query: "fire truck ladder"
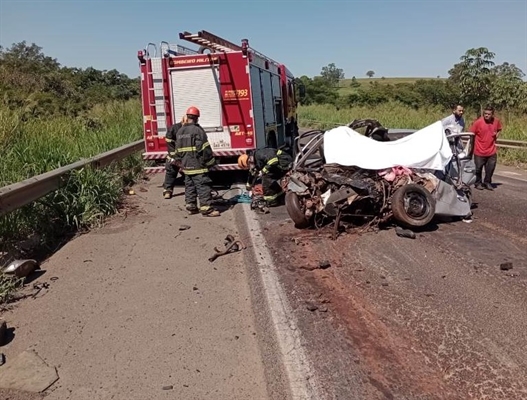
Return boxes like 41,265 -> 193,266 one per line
178,30 -> 243,53
143,43 -> 168,138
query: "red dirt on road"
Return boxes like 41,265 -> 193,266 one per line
260,170 -> 527,400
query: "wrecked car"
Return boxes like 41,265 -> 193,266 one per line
283,119 -> 476,234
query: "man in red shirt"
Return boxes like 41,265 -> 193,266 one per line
468,106 -> 502,190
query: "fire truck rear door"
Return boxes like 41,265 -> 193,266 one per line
170,66 -> 228,146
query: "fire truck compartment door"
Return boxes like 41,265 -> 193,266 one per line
170,67 -> 223,130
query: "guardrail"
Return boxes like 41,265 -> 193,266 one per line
300,119 -> 527,149
0,140 -> 144,217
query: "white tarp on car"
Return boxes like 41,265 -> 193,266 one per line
323,121 -> 453,171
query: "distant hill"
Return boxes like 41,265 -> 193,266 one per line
337,77 -> 446,95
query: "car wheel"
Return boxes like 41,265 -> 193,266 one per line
285,192 -> 311,229
391,184 -> 435,228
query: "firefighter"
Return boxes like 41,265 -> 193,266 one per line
163,115 -> 188,199
174,106 -> 220,217
238,147 -> 293,206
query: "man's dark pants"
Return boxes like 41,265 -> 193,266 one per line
474,153 -> 497,185
163,160 -> 180,191
184,173 -> 213,211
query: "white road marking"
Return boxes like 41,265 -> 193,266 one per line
239,201 -> 324,400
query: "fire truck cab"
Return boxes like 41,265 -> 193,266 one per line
137,30 -> 303,173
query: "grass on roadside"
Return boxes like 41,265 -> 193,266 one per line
0,100 -> 145,305
298,103 -> 527,165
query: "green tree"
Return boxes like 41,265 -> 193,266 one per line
448,47 -> 495,113
0,41 -> 140,118
297,75 -> 339,105
320,63 -> 345,87
366,70 -> 375,78
489,62 -> 527,114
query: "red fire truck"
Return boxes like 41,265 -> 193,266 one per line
137,30 -> 304,172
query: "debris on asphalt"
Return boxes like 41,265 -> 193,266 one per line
306,302 -> 319,312
208,235 -> 246,262
318,260 -> 331,269
319,306 -> 328,312
500,262 -> 513,271
0,353 -> 5,366
395,227 -> 416,239
179,225 -> 191,231
162,385 -> 174,390
2,259 -> 40,279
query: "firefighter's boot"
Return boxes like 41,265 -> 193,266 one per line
200,206 -> 220,217
163,190 -> 173,199
186,204 -> 199,215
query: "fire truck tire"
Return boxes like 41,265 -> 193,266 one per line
285,192 -> 311,229
391,184 -> 436,228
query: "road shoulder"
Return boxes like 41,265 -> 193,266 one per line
0,176 -> 269,400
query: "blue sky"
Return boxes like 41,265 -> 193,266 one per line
1,0 -> 526,80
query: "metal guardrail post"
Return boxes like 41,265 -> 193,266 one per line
0,140 -> 144,217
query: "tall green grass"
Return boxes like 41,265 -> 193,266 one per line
298,103 -> 527,165
0,100 -> 144,261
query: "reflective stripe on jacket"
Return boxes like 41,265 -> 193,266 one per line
175,123 -> 215,174
254,148 -> 293,174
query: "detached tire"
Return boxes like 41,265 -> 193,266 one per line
285,192 -> 311,229
391,184 -> 435,228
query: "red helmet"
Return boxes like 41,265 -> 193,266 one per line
186,106 -> 200,117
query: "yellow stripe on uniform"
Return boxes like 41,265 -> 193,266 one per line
183,168 -> 208,175
176,146 -> 197,152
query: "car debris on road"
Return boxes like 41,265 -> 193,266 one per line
283,119 -> 477,238
208,235 -> 246,262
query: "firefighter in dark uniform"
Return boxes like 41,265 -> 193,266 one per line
162,115 -> 187,199
238,147 -> 293,206
175,106 -> 220,217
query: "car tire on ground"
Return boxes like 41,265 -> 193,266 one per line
285,192 -> 311,229
391,183 -> 435,228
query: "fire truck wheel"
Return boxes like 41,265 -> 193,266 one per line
285,192 -> 311,229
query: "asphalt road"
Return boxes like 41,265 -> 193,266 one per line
259,166 -> 527,399
2,160 -> 527,400
0,176 -> 273,400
